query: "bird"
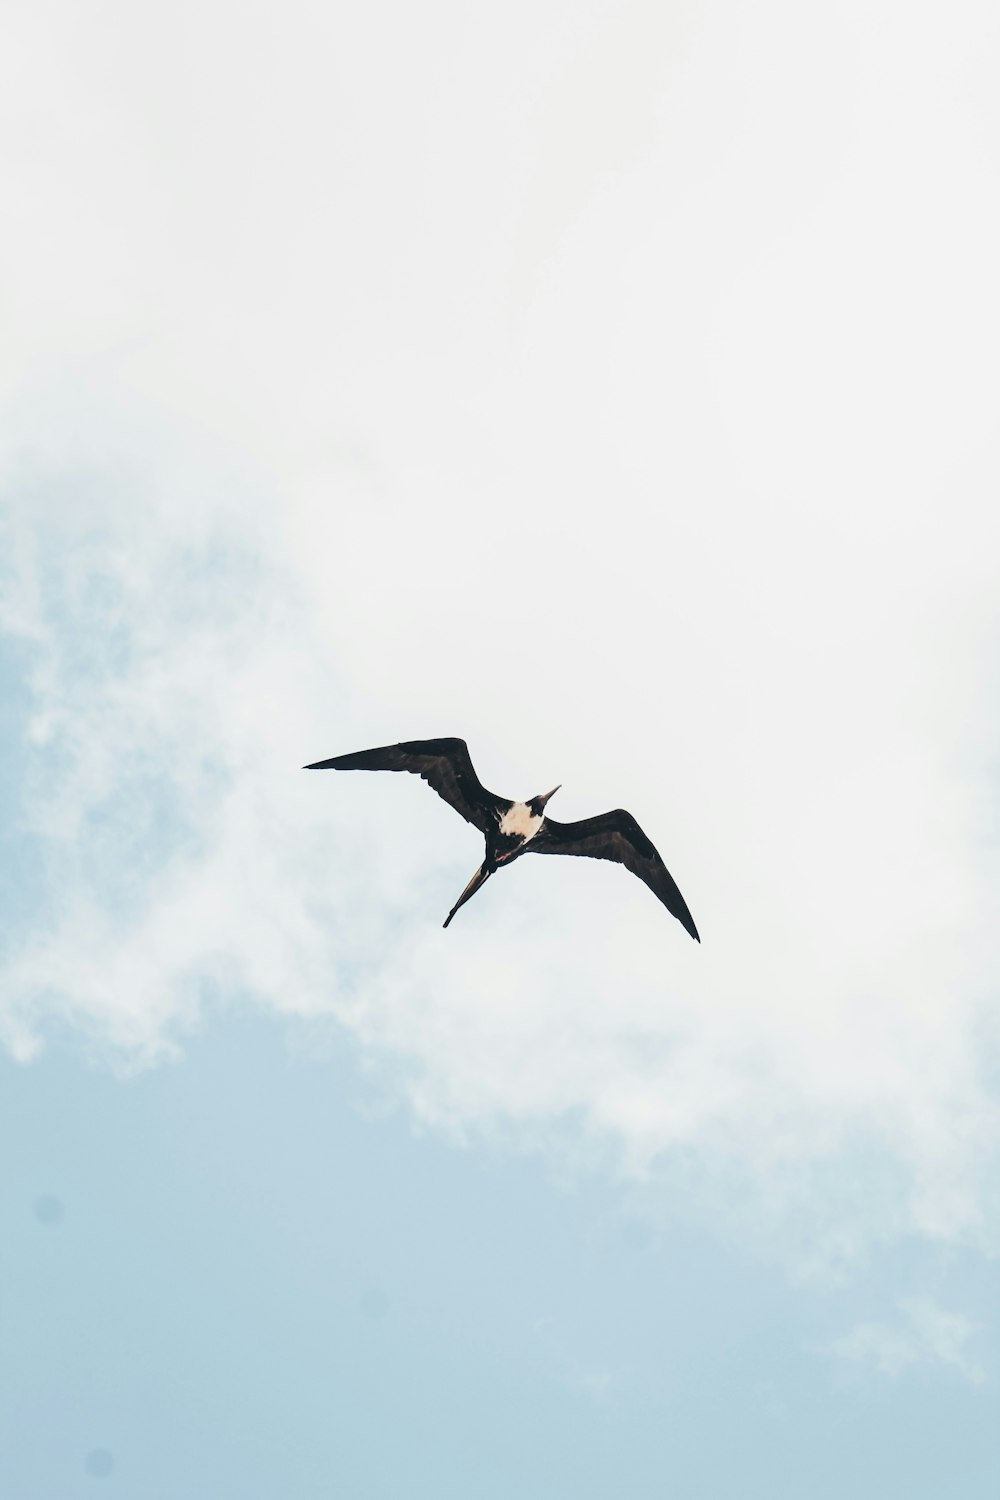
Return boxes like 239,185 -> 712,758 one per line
304,737 -> 700,940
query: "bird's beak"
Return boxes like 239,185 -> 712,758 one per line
539,786 -> 561,807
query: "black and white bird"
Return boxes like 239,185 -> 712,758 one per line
304,737 -> 700,941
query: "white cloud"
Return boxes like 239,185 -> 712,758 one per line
827,1298 -> 985,1383
2,0 -> 1000,1264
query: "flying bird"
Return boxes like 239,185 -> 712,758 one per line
304,737 -> 699,940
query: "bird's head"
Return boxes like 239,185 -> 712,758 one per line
529,786 -> 561,817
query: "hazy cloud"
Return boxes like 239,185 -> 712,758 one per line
827,1298 -> 986,1384
2,0 -> 999,1267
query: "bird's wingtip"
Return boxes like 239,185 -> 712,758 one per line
681,915 -> 701,942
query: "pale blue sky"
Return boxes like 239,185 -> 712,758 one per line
1,619 -> 999,1492
2,1019 -> 998,1499
3,0 -> 1000,1493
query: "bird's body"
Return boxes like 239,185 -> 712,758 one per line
498,801 -> 545,842
304,737 -> 699,941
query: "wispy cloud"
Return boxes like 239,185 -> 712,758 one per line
826,1299 -> 986,1384
2,0 -> 999,1267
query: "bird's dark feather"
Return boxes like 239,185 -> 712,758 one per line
530,809 -> 700,941
303,737 -> 509,835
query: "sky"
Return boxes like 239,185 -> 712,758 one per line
1,0 -> 999,1494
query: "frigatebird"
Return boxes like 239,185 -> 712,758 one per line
304,737 -> 700,941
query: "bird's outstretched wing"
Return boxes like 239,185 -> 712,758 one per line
530,809 -> 700,941
303,737 -> 509,835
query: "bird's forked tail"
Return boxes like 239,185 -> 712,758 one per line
443,862 -> 492,928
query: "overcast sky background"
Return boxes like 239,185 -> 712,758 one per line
2,1 -> 999,1495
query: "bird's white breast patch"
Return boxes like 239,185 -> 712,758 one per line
499,802 -> 542,840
